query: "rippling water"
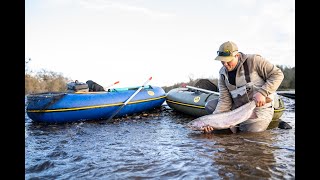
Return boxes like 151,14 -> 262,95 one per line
25,96 -> 295,179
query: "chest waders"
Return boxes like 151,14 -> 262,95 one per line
229,60 -> 254,109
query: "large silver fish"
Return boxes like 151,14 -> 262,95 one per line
186,101 -> 257,132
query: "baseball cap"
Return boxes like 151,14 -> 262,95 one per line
214,41 -> 238,62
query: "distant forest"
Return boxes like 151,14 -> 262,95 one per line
25,59 -> 294,94
162,65 -> 294,93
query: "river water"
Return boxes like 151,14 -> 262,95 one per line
25,96 -> 295,179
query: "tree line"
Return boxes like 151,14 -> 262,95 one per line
162,65 -> 295,92
25,59 -> 72,94
25,61 -> 295,95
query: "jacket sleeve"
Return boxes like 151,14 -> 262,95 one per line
213,74 -> 233,114
253,55 -> 284,97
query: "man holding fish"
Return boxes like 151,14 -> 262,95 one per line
188,41 -> 284,133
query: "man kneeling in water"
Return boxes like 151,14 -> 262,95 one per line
204,41 -> 284,133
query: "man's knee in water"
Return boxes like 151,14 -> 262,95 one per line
239,118 -> 272,132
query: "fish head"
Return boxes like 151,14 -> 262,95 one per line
186,120 -> 207,131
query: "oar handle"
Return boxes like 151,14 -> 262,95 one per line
186,85 -> 220,95
105,81 -> 120,89
123,77 -> 152,105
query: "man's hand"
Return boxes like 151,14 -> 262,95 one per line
203,125 -> 214,133
253,92 -> 267,107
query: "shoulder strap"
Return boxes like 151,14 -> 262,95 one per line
243,60 -> 250,83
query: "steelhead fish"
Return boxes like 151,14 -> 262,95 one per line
186,101 -> 257,131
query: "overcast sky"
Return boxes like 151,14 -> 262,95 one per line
25,0 -> 295,87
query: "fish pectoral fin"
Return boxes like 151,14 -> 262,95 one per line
230,126 -> 238,133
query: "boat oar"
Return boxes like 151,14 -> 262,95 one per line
105,77 -> 152,122
104,81 -> 120,90
186,85 -> 220,95
187,85 -> 272,103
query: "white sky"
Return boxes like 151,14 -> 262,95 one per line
25,0 -> 295,88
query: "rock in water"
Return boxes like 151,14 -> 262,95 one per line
278,121 -> 292,129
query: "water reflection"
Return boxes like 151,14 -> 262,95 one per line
188,125 -> 294,179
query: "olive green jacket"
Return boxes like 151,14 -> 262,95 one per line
214,52 -> 284,113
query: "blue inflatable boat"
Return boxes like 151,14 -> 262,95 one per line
26,85 -> 166,123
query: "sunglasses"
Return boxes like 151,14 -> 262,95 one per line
217,50 -> 237,56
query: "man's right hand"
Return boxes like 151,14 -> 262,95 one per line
203,126 -> 214,133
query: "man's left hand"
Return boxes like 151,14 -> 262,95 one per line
253,92 -> 266,107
